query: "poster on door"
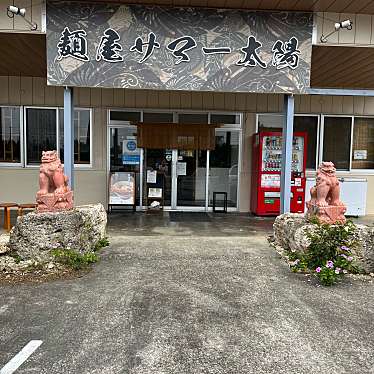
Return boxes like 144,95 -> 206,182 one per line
109,172 -> 135,205
122,137 -> 140,165
177,162 -> 187,176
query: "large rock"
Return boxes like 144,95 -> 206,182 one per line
0,234 -> 10,254
273,213 -> 316,253
354,224 -> 374,274
273,213 -> 374,273
9,204 -> 107,262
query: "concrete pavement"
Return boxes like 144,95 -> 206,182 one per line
0,213 -> 373,373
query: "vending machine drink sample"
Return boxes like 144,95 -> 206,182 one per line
251,131 -> 308,215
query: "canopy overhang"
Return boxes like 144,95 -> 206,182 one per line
2,32 -> 374,92
56,0 -> 374,14
0,33 -> 46,77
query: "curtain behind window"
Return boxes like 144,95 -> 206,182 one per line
26,108 -> 57,165
323,117 -> 352,170
0,107 -> 21,163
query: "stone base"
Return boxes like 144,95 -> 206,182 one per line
9,204 -> 107,262
273,213 -> 374,273
36,191 -> 74,213
0,234 -> 10,254
306,202 -> 346,224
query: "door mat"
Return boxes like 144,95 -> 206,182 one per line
169,212 -> 211,222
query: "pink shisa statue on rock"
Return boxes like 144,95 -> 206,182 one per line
306,161 -> 346,224
36,150 -> 74,213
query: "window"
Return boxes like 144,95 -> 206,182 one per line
294,116 -> 318,170
209,130 -> 240,207
109,126 -> 138,171
323,116 -> 352,171
257,114 -> 318,170
26,108 -> 57,165
25,107 -> 91,166
0,107 -> 21,164
143,112 -> 174,123
257,114 -> 283,131
109,111 -> 141,122
178,113 -> 208,124
59,109 -> 91,164
210,114 -> 240,125
352,117 -> 374,170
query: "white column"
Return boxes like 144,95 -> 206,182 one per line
63,87 -> 74,189
280,94 -> 294,214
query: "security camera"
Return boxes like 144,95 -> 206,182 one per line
334,20 -> 353,31
320,19 -> 353,43
6,4 -> 37,30
7,5 -> 26,17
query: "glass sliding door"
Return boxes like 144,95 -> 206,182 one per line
208,129 -> 240,208
176,149 -> 207,208
144,148 -> 173,207
109,126 -> 141,206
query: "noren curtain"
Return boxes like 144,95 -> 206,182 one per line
136,123 -> 218,150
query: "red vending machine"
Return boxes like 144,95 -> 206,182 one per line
251,131 -> 307,215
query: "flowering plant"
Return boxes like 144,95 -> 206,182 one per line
314,263 -> 341,286
286,220 -> 361,286
305,220 -> 357,270
313,260 -> 349,286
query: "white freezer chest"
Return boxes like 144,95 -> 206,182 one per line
305,177 -> 367,217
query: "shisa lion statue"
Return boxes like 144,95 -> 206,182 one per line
36,150 -> 74,213
306,161 -> 346,224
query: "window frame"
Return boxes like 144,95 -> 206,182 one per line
210,127 -> 242,209
256,112 -> 374,174
0,105 -> 23,168
59,107 -> 93,169
295,113 -> 320,172
107,108 -> 243,211
108,109 -> 143,126
256,113 -> 320,171
24,106 -> 59,168
350,115 -> 374,174
24,106 -> 93,168
108,108 -> 243,127
320,114 -> 354,173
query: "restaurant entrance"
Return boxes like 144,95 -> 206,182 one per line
143,148 -> 207,210
108,110 -> 242,212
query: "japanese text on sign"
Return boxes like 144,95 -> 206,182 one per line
57,27 -> 300,70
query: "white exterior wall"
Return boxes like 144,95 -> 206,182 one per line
0,77 -> 374,214
0,0 -> 44,33
314,12 -> 374,46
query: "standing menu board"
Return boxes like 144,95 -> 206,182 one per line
108,172 -> 136,211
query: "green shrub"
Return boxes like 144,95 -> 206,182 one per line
94,237 -> 110,252
51,249 -> 98,270
305,220 -> 357,270
8,252 -> 22,264
286,220 -> 361,286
